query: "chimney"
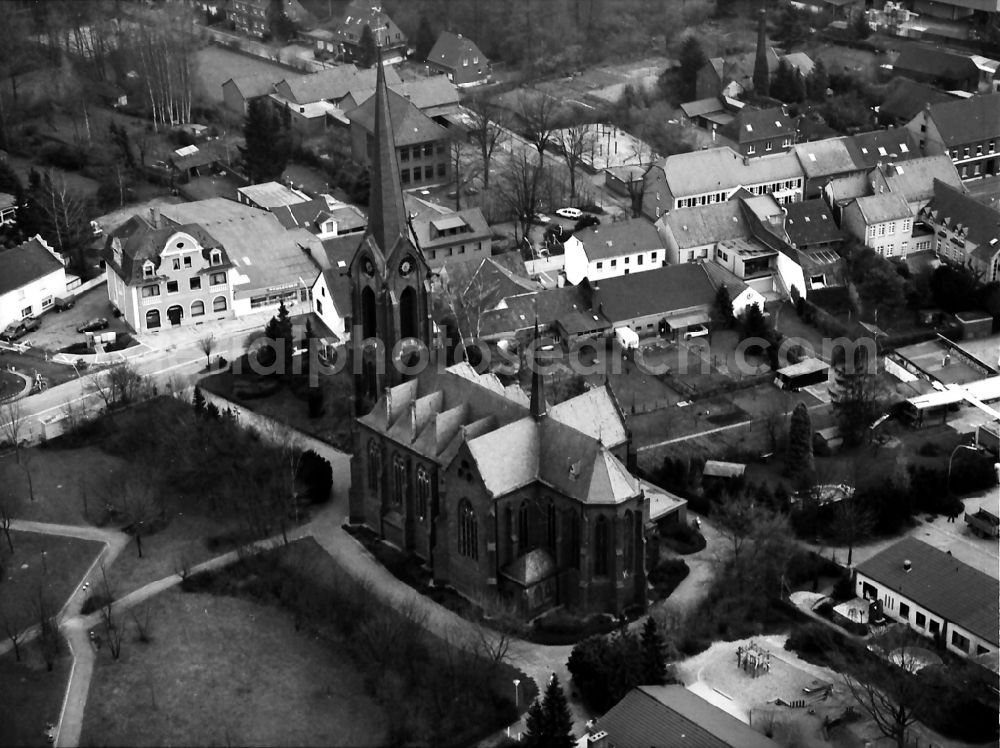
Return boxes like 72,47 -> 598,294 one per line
587,730 -> 608,748
150,206 -> 160,228
903,559 -> 912,572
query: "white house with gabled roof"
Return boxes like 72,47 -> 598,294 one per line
563,218 -> 665,285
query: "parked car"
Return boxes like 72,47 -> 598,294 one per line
532,213 -> 551,224
574,215 -> 601,232
683,324 -> 709,340
1,316 -> 41,342
77,317 -> 109,334
54,296 -> 76,311
556,207 -> 582,219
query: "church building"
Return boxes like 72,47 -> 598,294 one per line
346,54 -> 647,618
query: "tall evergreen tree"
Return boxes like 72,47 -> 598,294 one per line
641,617 -> 669,685
522,697 -> 547,748
832,363 -> 883,446
414,16 -> 436,61
753,8 -> 770,97
358,24 -> 377,68
712,284 -> 734,328
541,674 -> 574,748
786,402 -> 815,487
678,36 -> 708,102
240,98 -> 291,183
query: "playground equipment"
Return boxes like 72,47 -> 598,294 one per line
736,640 -> 772,678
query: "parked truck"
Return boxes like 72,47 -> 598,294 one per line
965,507 -> 1000,538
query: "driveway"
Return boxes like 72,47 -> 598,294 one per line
25,286 -> 129,354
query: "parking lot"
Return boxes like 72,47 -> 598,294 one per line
16,284 -> 130,354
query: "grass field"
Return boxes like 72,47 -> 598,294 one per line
194,45 -> 306,102
0,530 -> 103,631
0,640 -> 71,747
0,446 -> 129,525
80,587 -> 387,747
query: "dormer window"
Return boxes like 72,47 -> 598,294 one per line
143,261 -> 155,278
210,250 -> 222,266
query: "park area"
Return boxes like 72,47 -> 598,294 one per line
0,640 -> 71,747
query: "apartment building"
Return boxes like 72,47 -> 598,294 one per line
906,94 -> 1000,181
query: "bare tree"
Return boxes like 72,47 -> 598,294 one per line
471,592 -> 520,666
1,612 -> 25,662
466,96 -> 507,189
99,562 -> 124,660
0,397 -> 26,463
91,360 -> 146,413
131,604 -> 153,644
518,91 -> 563,159
101,472 -> 162,558
498,148 -> 546,246
36,173 -> 93,271
557,121 -> 596,201
449,140 -> 481,211
0,501 -> 12,552
198,335 -> 216,370
35,587 -> 60,671
127,5 -> 199,129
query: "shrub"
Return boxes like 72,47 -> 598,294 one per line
658,522 -> 706,555
785,550 -> 842,587
648,558 -> 690,600
784,622 -> 859,667
39,141 -> 89,171
80,593 -> 114,615
530,610 -> 617,645
297,450 -> 333,503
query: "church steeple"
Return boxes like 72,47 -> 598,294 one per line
367,50 -> 409,256
530,318 -> 547,420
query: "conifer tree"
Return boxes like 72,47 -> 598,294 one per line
678,36 -> 708,102
414,16 -> 435,61
522,697 -> 547,747
641,617 -> 668,685
786,402 -> 814,487
193,386 -> 206,416
240,98 -> 291,183
358,24 -> 377,68
541,674 -> 574,748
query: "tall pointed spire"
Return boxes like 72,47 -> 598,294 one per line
530,317 -> 547,420
367,44 -> 409,254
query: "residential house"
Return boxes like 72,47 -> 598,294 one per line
309,233 -> 360,343
0,192 -> 16,226
845,128 -> 922,171
783,199 -> 845,252
920,178 -> 1000,281
781,52 -> 815,79
330,2 -> 407,65
794,137 -> 860,198
426,31 -> 490,88
679,97 -> 738,132
701,259 -> 768,316
878,77 -> 960,127
892,48 -> 980,92
222,75 -> 277,115
594,262 -> 722,339
720,107 -> 798,159
841,192 -> 913,257
410,208 -> 492,268
563,219 -> 665,285
0,236 -> 67,328
231,0 -> 268,38
657,199 -> 749,265
905,94 -> 1000,181
237,182 -> 311,211
855,537 -> 999,658
869,154 -> 964,213
594,685 -> 780,748
161,198 -> 320,317
269,197 -> 367,239
913,0 -> 1000,21
103,212 -> 237,332
339,76 -> 461,120
347,87 -> 452,188
604,164 -> 647,199
270,65 -> 401,135
641,147 -> 804,220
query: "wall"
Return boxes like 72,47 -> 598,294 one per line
775,250 -> 808,300
0,267 -> 67,327
311,273 -> 347,340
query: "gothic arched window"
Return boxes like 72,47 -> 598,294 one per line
546,502 -> 557,550
594,515 -> 609,577
518,501 -> 530,551
623,511 -> 635,574
416,466 -> 430,521
367,439 -> 381,491
458,499 -> 478,560
392,454 -> 406,508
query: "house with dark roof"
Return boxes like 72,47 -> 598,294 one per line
330,1 -> 407,65
720,107 -> 798,159
877,77 -> 959,128
426,31 -> 490,88
594,685 -> 780,748
679,97 -> 737,131
411,208 -> 491,268
856,536 -> 999,658
869,154 -> 963,213
846,128 -> 922,171
920,178 -> 1000,281
563,219 -> 665,285
657,200 -> 749,265
269,197 -> 367,239
905,93 -> 1000,182
892,48 -> 980,92
309,234 -> 360,343
222,74 -> 277,115
783,199 -> 844,252
0,236 -> 67,328
338,76 -> 461,120
696,49 -> 780,100
841,192 -> 913,258
347,87 -> 452,188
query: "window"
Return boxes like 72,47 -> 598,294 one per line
183,256 -> 192,268
902,218 -> 911,232
887,222 -> 895,235
458,499 -> 478,560
624,257 -> 629,264
316,298 -> 323,314
570,512 -> 581,569
748,144 -> 756,155
899,602 -> 909,619
191,300 -> 205,317
141,284 -> 160,298
637,255 -> 643,265
462,57 -> 469,67
21,305 -> 31,317
977,144 -> 984,156
783,137 -> 792,148
765,140 -> 772,152
596,261 -> 603,269
210,272 -> 226,286
392,454 -> 406,507
900,241 -> 908,254
210,250 -> 222,266
593,515 -> 609,576
143,262 -> 155,278
610,259 -> 617,267
877,224 -> 886,237
423,144 -> 433,158
518,502 -> 530,550
412,166 -> 422,181
546,502 -> 556,550
951,631 -> 970,653
437,163 -> 446,177
186,276 -> 201,291
623,511 -> 634,572
213,296 -> 227,312
416,466 -> 430,521
650,252 -> 657,261
145,309 -> 161,329
166,280 -> 179,294
915,611 -> 926,628
172,258 -> 181,270
367,440 -> 381,490
401,169 -> 410,184
929,619 -> 940,634
990,141 -> 996,155
963,147 -> 970,158
400,147 -> 409,162
41,296 -> 53,309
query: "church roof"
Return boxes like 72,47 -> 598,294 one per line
358,364 -> 637,504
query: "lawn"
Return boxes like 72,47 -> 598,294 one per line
80,586 -> 388,747
0,369 -> 27,400
194,45 -> 306,102
0,640 -> 71,747
0,530 -> 103,631
0,445 -> 129,525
